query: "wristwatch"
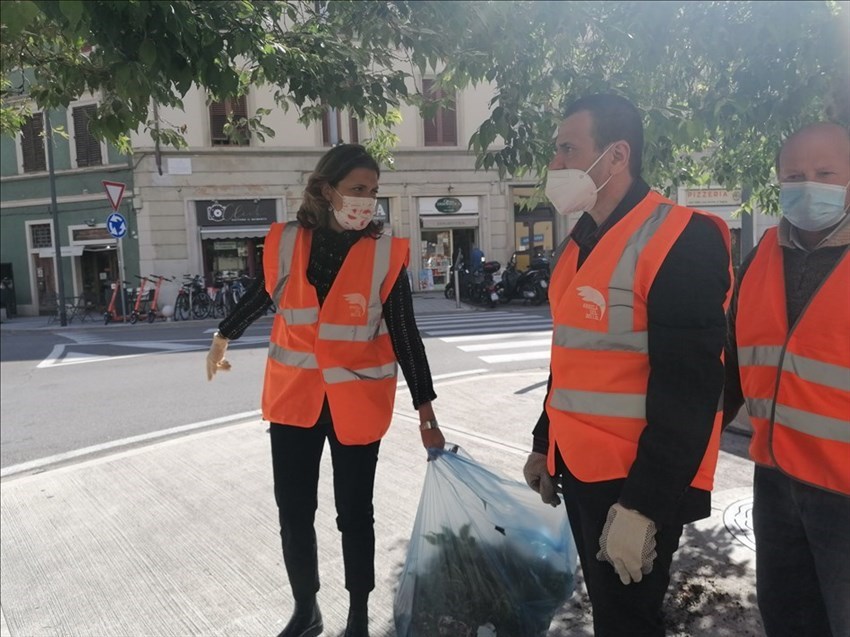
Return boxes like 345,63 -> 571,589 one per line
419,419 -> 439,431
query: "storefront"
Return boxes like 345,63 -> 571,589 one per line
417,196 -> 480,291
195,198 -> 280,282
511,187 -> 556,270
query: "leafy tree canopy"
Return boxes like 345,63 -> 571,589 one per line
2,0 -> 848,211
0,0 -> 465,158
452,0 -> 850,210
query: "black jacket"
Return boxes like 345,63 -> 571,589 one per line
534,178 -> 731,525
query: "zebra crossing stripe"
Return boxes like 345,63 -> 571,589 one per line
458,338 -> 551,352
479,351 -> 551,364
440,330 -> 552,343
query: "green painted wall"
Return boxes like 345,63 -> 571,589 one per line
0,136 -> 17,177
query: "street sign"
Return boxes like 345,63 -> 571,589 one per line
102,180 -> 126,211
106,212 -> 127,239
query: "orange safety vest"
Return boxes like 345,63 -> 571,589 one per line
737,228 -> 850,495
261,222 -> 410,445
546,191 -> 732,490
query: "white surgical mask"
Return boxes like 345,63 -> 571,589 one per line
779,181 -> 849,232
545,145 -> 614,216
331,187 -> 377,231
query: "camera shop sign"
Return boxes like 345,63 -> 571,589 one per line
195,199 -> 277,227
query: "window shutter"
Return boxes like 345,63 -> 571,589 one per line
321,108 -> 342,146
21,113 -> 46,172
209,100 -> 229,144
349,115 -> 360,144
441,99 -> 458,146
73,105 -> 103,167
423,80 -> 439,146
210,96 -> 249,145
423,79 -> 456,147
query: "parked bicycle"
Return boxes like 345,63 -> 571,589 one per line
173,275 -> 212,321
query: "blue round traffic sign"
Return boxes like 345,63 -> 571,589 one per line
106,212 -> 127,239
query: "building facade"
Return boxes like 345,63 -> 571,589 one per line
127,80 -> 563,305
0,98 -> 135,316
2,79 -> 776,316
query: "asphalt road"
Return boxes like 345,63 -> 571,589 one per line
0,306 -> 557,469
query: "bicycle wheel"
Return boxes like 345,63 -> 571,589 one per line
192,291 -> 212,319
174,293 -> 190,321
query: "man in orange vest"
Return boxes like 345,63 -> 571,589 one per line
522,94 -> 732,636
724,122 -> 850,637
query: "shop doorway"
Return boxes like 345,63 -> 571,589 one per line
33,255 -> 56,314
419,228 -> 478,291
201,236 -> 263,283
81,246 -> 119,309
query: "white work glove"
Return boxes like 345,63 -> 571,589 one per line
522,452 -> 561,507
206,332 -> 232,381
596,503 -> 658,585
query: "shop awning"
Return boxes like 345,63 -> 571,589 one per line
199,226 -> 271,239
420,215 -> 479,229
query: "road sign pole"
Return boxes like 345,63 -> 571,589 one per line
118,236 -> 127,321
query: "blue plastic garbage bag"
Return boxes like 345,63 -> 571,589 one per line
394,444 -> 577,637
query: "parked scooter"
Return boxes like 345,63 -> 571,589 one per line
495,252 -> 550,306
444,254 -> 501,308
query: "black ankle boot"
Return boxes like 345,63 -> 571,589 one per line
343,605 -> 369,637
276,597 -> 323,637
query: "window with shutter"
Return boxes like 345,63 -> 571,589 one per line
21,113 -> 46,173
72,104 -> 103,167
209,95 -> 249,145
322,108 -> 343,146
423,79 -> 457,147
349,115 -> 360,144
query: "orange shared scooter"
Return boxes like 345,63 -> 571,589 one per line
103,279 -> 131,324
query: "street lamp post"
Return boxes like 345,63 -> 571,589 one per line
45,110 -> 68,326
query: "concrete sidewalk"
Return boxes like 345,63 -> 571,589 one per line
0,371 -> 762,637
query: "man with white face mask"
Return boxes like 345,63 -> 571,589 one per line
522,94 -> 732,636
723,122 -> 850,637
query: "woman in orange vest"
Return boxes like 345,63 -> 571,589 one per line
205,144 -> 445,637
724,122 -> 850,637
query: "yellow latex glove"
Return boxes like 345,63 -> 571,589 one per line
206,332 -> 232,381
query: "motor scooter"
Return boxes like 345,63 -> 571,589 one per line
495,253 -> 550,305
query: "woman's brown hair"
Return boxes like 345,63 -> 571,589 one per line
296,144 -> 384,238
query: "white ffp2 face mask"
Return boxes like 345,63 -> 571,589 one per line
545,145 -> 614,216
331,188 -> 377,231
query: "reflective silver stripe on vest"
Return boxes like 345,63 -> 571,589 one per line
323,362 -> 398,384
739,345 -> 850,393
280,307 -> 320,325
319,321 -> 389,341
553,324 -> 648,353
550,388 -> 646,419
748,397 -> 850,443
268,343 -> 318,369
318,234 -> 393,343
271,223 -> 300,307
552,203 -> 672,355
607,204 -> 673,333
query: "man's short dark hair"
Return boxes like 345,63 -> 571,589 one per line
564,94 -> 644,178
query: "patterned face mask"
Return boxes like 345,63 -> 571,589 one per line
331,187 -> 377,231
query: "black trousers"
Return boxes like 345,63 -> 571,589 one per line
270,417 -> 381,601
556,453 -> 684,637
753,466 -> 850,637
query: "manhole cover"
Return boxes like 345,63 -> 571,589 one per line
723,496 -> 755,552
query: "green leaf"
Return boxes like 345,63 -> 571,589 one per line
3,1 -> 41,37
139,39 -> 157,66
58,0 -> 84,29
